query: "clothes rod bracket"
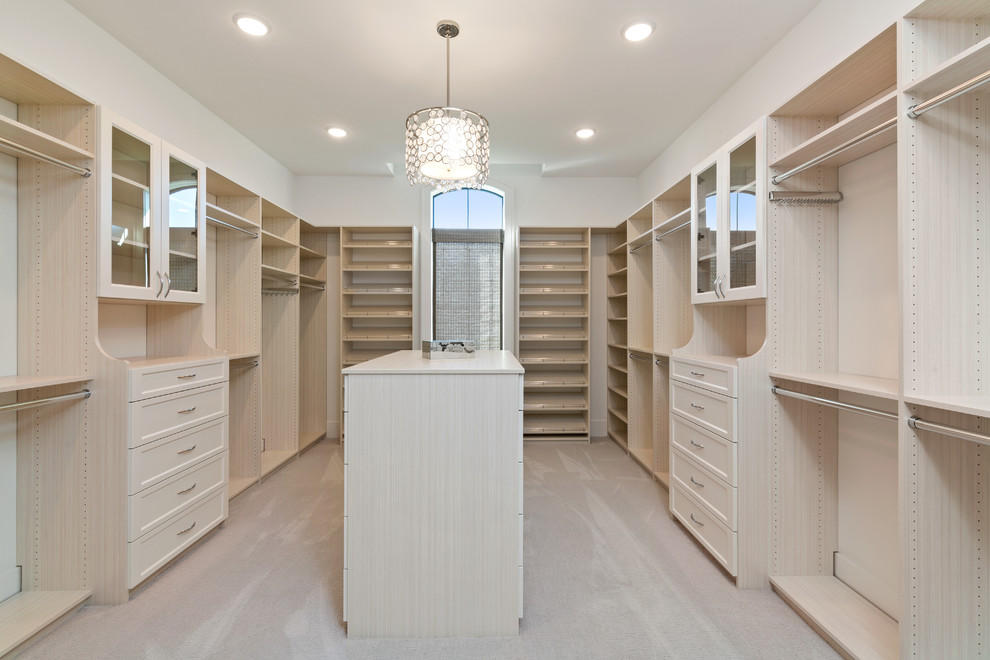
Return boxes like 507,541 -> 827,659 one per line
771,385 -> 897,422
231,360 -> 259,369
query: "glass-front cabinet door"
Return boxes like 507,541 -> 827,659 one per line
695,160 -> 719,298
160,144 -> 205,302
690,119 -> 765,304
99,110 -> 205,302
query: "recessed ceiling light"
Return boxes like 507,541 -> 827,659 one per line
234,13 -> 270,37
327,127 -> 348,138
576,128 -> 595,139
622,21 -> 655,42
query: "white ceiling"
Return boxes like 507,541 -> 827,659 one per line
65,0 -> 821,178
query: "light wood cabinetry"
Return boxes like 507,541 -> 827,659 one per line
900,1 -> 990,656
765,25 -> 901,658
517,227 -> 590,441
0,52 -> 97,655
691,121 -> 766,304
298,222 -> 329,452
98,111 -> 206,303
605,224 -> 628,449
123,357 -> 229,589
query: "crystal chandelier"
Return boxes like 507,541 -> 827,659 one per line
405,21 -> 489,192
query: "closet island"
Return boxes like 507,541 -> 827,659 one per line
341,350 -> 524,637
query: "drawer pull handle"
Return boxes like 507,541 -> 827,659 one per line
690,403 -> 705,410
689,514 -> 704,527
689,440 -> 705,449
176,445 -> 197,455
690,476 -> 705,488
177,482 -> 197,495
177,373 -> 197,380
690,371 -> 706,377
177,406 -> 198,414
176,521 -> 197,536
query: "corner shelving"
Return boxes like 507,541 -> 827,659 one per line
517,227 -> 590,441
606,222 -> 629,449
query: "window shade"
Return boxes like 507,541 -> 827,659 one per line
433,229 -> 503,350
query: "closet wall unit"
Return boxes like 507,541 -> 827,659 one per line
298,222 -> 329,452
517,227 -> 591,441
339,226 -> 417,374
764,24 -> 901,658
605,223 -> 628,449
626,206 -> 654,466
900,0 -> 990,656
0,53 -> 97,654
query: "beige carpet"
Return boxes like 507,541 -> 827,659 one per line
19,438 -> 838,659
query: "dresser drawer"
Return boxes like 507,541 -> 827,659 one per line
670,414 -> 737,484
671,448 -> 737,530
128,417 -> 227,494
129,383 -> 228,448
670,483 -> 737,576
671,380 -> 736,439
129,452 -> 227,541
671,357 -> 736,397
128,486 -> 227,588
129,359 -> 227,402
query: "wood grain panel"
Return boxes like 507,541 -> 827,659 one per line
345,367 -> 521,637
262,292 -> 299,455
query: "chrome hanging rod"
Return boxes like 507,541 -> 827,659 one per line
230,360 -> 259,369
655,219 -> 692,241
907,68 -> 990,119
262,288 -> 299,295
261,273 -> 297,285
770,117 -> 896,185
629,353 -> 652,362
908,416 -> 990,448
0,389 -> 90,414
299,283 -> 326,291
768,191 -> 843,205
771,385 -> 897,422
0,136 -> 91,177
206,216 -> 259,239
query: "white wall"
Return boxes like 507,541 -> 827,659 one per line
636,0 -> 918,211
0,97 -> 18,601
0,0 -> 295,213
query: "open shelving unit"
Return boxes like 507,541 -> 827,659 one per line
298,222 -> 329,452
766,24 -> 901,658
517,227 -> 590,441
605,223 -> 629,449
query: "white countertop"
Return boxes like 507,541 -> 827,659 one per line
342,350 -> 524,375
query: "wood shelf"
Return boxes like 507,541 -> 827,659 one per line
111,173 -> 148,209
518,306 -> 588,317
299,430 -> 325,451
259,449 -> 296,477
298,245 -> 325,259
608,406 -> 629,424
342,240 -> 413,248
261,263 -> 297,283
298,274 -> 325,286
343,329 -> 413,341
905,34 -> 990,95
343,262 -> 413,271
342,286 -> 413,295
518,330 -> 588,341
770,576 -> 897,660
654,206 -> 691,233
0,590 -> 91,656
0,374 -> 91,394
608,429 -> 628,449
525,371 -> 589,388
205,202 -> 259,231
517,349 -> 587,364
342,306 -> 412,318
608,243 -> 628,256
523,392 -> 588,410
228,476 -> 258,500
608,266 -> 628,276
519,240 -> 589,248
519,285 -> 589,295
771,91 -> 897,172
343,349 -> 398,367
770,371 -> 899,400
0,113 -> 94,161
522,414 -> 588,435
655,471 -> 670,489
903,393 -> 990,418
519,264 -> 588,272
608,384 -> 628,398
629,447 -> 654,473
261,230 -> 296,249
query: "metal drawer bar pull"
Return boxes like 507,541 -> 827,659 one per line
690,403 -> 705,410
177,374 -> 197,379
177,406 -> 198,414
689,514 -> 704,527
771,385 -> 896,422
689,440 -> 705,449
690,371 -> 705,377
176,482 -> 197,495
176,445 -> 197,454
176,521 -> 197,536
690,476 -> 705,488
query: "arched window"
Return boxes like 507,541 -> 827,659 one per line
431,188 -> 505,350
